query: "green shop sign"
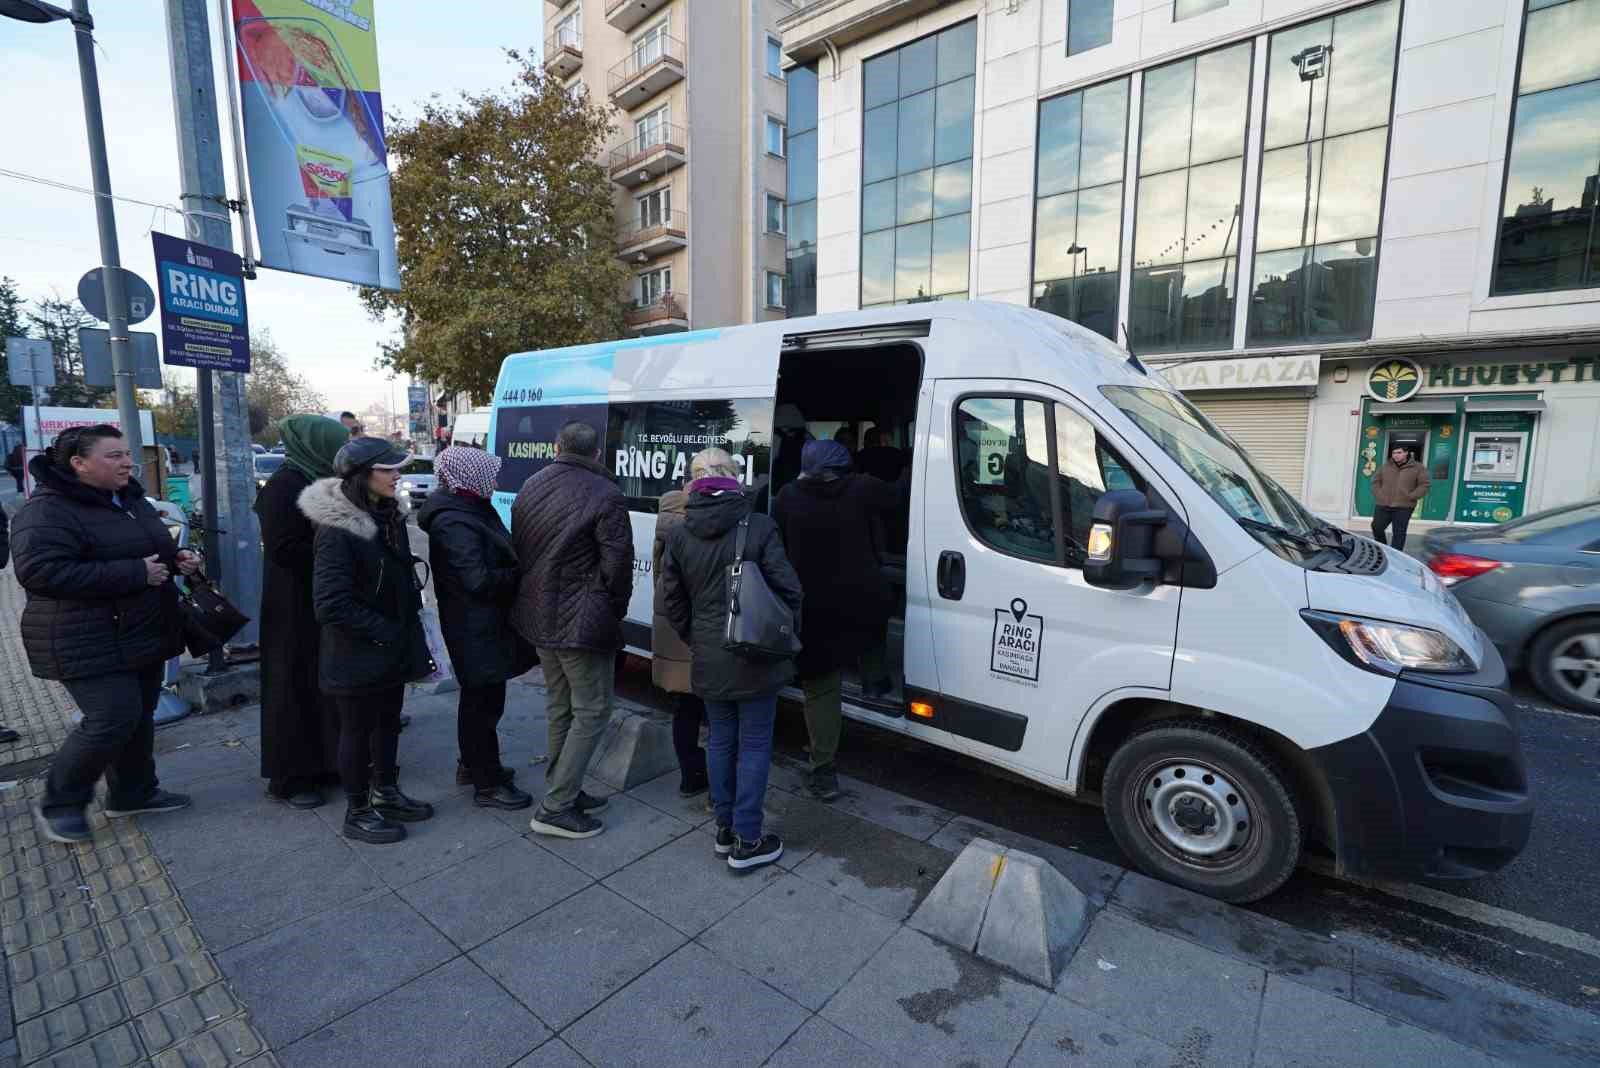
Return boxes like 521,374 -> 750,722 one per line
1367,354 -> 1600,399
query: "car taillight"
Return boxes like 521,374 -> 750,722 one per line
1427,553 -> 1501,586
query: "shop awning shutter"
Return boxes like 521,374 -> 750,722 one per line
1192,394 -> 1311,498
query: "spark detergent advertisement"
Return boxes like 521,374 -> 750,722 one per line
232,0 -> 399,289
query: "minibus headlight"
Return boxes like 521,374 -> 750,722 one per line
1086,522 -> 1114,564
1301,610 -> 1476,676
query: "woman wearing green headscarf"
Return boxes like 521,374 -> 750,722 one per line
254,415 -> 349,806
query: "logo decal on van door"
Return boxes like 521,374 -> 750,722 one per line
990,598 -> 1043,684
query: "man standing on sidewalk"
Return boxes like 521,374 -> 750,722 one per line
1370,445 -> 1430,551
511,421 -> 633,840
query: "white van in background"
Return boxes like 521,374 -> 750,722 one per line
484,303 -> 1532,902
449,408 -> 493,449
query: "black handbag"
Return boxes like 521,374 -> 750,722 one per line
722,516 -> 801,661
176,570 -> 251,656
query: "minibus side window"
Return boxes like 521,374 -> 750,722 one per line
1055,403 -> 1145,565
954,397 -> 1057,563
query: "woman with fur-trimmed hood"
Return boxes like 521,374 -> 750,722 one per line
299,436 -> 435,844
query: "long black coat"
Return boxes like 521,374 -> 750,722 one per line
416,491 -> 535,688
775,473 -> 904,675
300,478 -> 429,697
0,500 -> 9,570
253,465 -> 339,781
9,456 -> 183,681
510,455 -> 634,653
661,490 -> 803,702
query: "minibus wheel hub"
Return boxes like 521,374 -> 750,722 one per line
1142,762 -> 1250,861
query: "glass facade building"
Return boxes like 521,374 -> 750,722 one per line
786,62 -> 819,317
1247,0 -> 1400,346
1031,78 -> 1129,340
1131,42 -> 1253,352
1494,0 -> 1600,295
860,20 -> 977,307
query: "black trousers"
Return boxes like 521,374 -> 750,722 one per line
44,665 -> 164,815
1371,505 -> 1414,551
457,681 -> 507,788
672,691 -> 707,783
335,687 -> 404,794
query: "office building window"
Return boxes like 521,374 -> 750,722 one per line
767,35 -> 784,79
1248,0 -> 1400,345
1175,0 -> 1228,20
637,187 -> 671,228
786,63 -> 819,317
554,5 -> 581,48
1068,0 -> 1113,55
1494,0 -> 1600,295
638,266 -> 671,306
766,271 -> 786,308
1032,77 -> 1129,340
766,194 -> 786,234
1131,41 -> 1252,352
860,20 -> 977,307
766,116 -> 786,157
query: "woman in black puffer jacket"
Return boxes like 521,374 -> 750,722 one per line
300,437 -> 434,844
11,425 -> 199,843
415,446 -> 535,811
660,448 -> 803,874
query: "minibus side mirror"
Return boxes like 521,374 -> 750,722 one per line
1084,489 -> 1166,590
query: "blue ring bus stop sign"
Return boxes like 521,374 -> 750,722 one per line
151,232 -> 251,373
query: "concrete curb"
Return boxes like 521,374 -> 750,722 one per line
590,710 -> 679,791
909,837 -> 1093,988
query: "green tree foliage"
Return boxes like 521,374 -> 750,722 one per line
359,53 -> 630,400
151,374 -> 199,440
0,277 -> 29,426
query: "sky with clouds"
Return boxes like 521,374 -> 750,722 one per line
0,2 -> 541,414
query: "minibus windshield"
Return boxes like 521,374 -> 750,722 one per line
1102,385 -> 1330,547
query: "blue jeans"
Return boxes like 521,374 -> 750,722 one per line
705,693 -> 777,842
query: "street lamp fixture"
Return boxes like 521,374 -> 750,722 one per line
1291,43 -> 1332,82
0,0 -> 77,23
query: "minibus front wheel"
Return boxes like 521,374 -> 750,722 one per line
1103,721 -> 1303,903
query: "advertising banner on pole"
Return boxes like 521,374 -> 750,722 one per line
407,384 -> 428,437
152,233 -> 252,372
231,1 -> 399,290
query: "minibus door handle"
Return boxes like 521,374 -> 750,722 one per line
937,550 -> 966,600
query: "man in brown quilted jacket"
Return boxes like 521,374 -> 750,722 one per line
511,420 -> 634,840
1370,445 -> 1431,551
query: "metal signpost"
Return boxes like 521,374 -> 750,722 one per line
5,337 -> 55,496
80,328 -> 163,389
164,0 -> 263,652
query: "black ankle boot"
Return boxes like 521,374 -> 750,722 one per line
344,794 -> 405,844
370,768 -> 434,822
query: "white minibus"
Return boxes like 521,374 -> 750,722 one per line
485,303 -> 1531,901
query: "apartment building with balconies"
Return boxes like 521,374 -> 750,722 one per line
544,0 -> 796,334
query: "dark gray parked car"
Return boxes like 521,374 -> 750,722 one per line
1419,500 -> 1600,713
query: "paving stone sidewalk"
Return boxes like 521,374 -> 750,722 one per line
4,560 -> 1598,1067
8,681 -> 1583,1068
0,571 -> 80,775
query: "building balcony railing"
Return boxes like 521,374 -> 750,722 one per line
543,29 -> 583,78
617,209 -> 688,262
607,34 -> 685,108
604,0 -> 672,33
625,290 -> 689,334
608,121 -> 688,187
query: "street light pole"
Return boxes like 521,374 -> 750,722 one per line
62,0 -> 144,463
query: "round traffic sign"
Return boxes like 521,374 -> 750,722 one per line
77,266 -> 157,326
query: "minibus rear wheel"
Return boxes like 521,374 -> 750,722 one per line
1103,721 -> 1302,903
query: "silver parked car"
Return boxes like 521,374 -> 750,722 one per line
399,458 -> 436,506
1419,500 -> 1600,712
